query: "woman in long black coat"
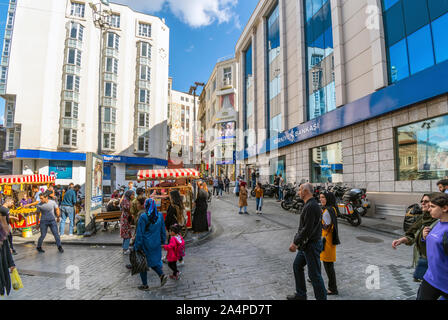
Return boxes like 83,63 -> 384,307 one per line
192,182 -> 209,233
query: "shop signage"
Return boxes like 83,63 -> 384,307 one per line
3,150 -> 16,159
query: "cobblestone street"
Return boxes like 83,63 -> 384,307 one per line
5,193 -> 420,300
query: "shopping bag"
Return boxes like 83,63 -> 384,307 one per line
129,249 -> 148,276
11,269 -> 23,291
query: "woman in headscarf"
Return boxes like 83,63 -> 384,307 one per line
319,191 -> 341,295
120,191 -> 134,255
134,198 -> 168,290
192,182 -> 209,233
0,205 -> 16,296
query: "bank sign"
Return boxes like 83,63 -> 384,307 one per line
238,60 -> 448,160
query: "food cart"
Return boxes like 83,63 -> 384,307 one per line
0,174 -> 56,238
137,169 -> 200,236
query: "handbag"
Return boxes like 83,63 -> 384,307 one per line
11,269 -> 23,291
129,248 -> 148,276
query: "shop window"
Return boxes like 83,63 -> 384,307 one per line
311,142 -> 343,183
396,115 -> 448,180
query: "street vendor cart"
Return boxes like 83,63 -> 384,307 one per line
137,169 -> 200,237
0,174 -> 56,238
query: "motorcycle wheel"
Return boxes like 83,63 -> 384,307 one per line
348,212 -> 362,227
281,201 -> 292,211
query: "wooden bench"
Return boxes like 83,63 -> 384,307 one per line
92,211 -> 122,233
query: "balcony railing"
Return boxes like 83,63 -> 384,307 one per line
61,118 -> 78,129
102,97 -> 117,107
66,38 -> 83,50
137,103 -> 150,113
139,57 -> 150,66
138,80 -> 151,90
65,64 -> 81,76
63,91 -> 80,102
103,72 -> 118,83
137,128 -> 150,136
102,123 -> 116,133
104,47 -> 119,59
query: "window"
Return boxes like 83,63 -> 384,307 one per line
64,101 -> 78,118
223,67 -> 232,83
104,82 -> 117,98
0,67 -> 7,84
105,57 -> 118,74
6,12 -> 14,29
140,42 -> 151,59
138,23 -> 151,38
382,0 -> 448,84
396,115 -> 448,180
70,2 -> 85,18
137,136 -> 149,152
138,112 -> 150,128
103,133 -> 115,150
140,66 -> 151,81
7,130 -> 14,151
70,22 -> 84,41
212,79 -> 216,91
181,97 -> 184,101
3,39 -> 10,57
139,89 -> 150,104
108,14 -> 120,28
103,107 -> 116,123
66,74 -> 80,92
243,44 -> 253,138
5,102 -> 14,127
67,48 -> 82,66
304,0 -> 335,121
107,32 -> 119,50
311,142 -> 343,183
62,129 -> 77,147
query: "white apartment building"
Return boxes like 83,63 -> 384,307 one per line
0,0 -> 170,192
200,57 -> 239,179
167,77 -> 199,167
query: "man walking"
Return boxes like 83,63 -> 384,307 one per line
213,177 -> 219,197
224,176 -> 230,193
59,183 -> 79,237
287,183 -> 327,300
36,191 -> 64,253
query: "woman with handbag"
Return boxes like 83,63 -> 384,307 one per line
319,192 -> 341,296
133,198 -> 168,291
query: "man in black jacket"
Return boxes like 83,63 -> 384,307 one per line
287,183 -> 327,300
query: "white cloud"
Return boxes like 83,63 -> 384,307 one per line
185,45 -> 195,52
114,0 -> 239,28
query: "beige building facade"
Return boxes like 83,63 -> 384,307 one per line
236,0 -> 448,218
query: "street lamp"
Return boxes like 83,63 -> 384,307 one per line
90,2 -> 111,155
189,82 -> 205,169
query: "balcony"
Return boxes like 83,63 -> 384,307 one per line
103,72 -> 118,83
63,91 -> 80,103
137,103 -> 150,113
65,64 -> 81,76
102,123 -> 116,133
61,118 -> 78,129
66,38 -> 83,50
9,3 -> 16,11
104,47 -> 119,60
139,56 -> 151,66
137,128 -> 150,136
4,30 -> 12,39
102,97 -> 117,107
138,80 -> 151,90
1,56 -> 9,66
0,85 -> 6,95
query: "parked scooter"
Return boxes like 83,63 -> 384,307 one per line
337,199 -> 362,227
342,188 -> 371,217
281,185 -> 297,210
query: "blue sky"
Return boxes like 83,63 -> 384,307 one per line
0,0 -> 259,124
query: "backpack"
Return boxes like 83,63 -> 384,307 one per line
403,204 -> 423,233
176,236 -> 185,258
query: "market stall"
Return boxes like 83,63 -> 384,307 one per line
137,169 -> 200,236
0,174 -> 56,238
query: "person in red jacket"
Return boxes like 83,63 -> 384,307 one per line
162,224 -> 185,280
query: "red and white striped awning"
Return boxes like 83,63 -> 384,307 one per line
137,169 -> 200,181
0,174 -> 56,185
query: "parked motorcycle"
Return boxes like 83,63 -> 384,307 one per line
342,188 -> 371,217
336,201 -> 362,227
251,183 -> 278,198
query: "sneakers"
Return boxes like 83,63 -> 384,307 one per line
160,274 -> 168,287
123,249 -> 131,255
244,212 -> 249,215
36,247 -> 45,253
238,212 -> 243,215
138,285 -> 150,291
170,272 -> 181,280
58,246 -> 64,253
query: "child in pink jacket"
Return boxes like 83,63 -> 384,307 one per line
162,224 -> 185,280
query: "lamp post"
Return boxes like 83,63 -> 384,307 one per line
422,120 -> 435,172
189,82 -> 205,169
90,2 -> 111,155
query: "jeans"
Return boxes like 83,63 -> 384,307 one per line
218,187 -> 223,196
168,261 -> 179,276
140,265 -> 164,286
122,238 -> 130,250
417,279 -> 448,300
239,206 -> 247,213
213,186 -> 218,196
279,187 -> 284,200
413,257 -> 428,280
38,220 -> 61,248
293,239 -> 327,300
256,198 -> 263,211
323,262 -> 338,293
59,205 -> 75,235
